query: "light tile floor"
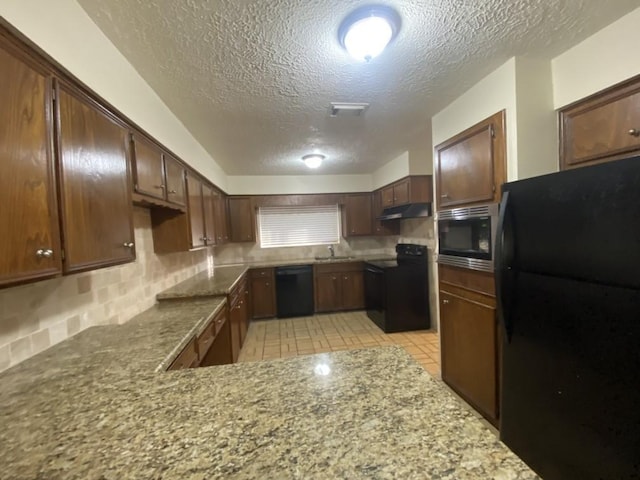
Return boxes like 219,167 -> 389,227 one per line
238,311 -> 440,378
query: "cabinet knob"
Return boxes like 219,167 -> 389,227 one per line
440,194 -> 449,198
123,242 -> 134,248
629,128 -> 640,137
265,282 -> 269,286
154,184 -> 165,190
442,299 -> 450,304
168,189 -> 177,194
332,276 -> 337,280
200,237 -> 206,242
36,248 -> 53,258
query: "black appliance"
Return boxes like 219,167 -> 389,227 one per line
437,203 -> 499,272
364,243 -> 430,333
496,156 -> 640,480
378,202 -> 432,220
275,265 -> 314,318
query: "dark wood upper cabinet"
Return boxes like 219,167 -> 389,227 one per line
56,82 -> 134,273
342,193 -> 372,237
380,176 -> 432,208
435,111 -> 506,210
130,133 -> 164,199
560,75 -> 640,169
228,197 -> 255,243
164,154 -> 186,206
372,190 -> 400,236
202,184 -> 216,245
0,43 -> 61,287
213,188 -> 230,244
186,173 -> 206,249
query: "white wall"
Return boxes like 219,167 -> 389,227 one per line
371,152 -> 410,190
0,0 -> 228,189
432,58 -> 518,180
226,174 -> 373,195
552,7 -> 640,109
514,57 -> 558,179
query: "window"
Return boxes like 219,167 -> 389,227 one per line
258,205 -> 341,248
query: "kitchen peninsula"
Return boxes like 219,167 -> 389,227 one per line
0,267 -> 536,479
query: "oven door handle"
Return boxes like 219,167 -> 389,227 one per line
365,266 -> 384,274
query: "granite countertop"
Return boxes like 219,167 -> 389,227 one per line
0,323 -> 537,480
156,255 -> 396,301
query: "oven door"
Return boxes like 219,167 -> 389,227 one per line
364,264 -> 386,328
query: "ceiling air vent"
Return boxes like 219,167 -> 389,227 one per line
329,102 -> 370,117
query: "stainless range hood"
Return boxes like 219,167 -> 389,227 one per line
378,202 -> 432,221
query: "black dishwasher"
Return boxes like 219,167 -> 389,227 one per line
275,265 -> 314,318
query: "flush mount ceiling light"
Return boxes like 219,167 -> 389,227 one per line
338,5 -> 401,62
302,154 -> 325,169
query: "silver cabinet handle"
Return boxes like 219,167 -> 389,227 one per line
441,194 -> 449,198
36,249 -> 53,258
123,242 -> 134,248
629,128 -> 640,137
442,299 -> 450,304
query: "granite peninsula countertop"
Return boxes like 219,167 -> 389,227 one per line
156,255 -> 396,301
0,330 -> 537,480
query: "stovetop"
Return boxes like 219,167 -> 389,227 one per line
366,259 -> 399,269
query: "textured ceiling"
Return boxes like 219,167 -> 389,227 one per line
78,0 -> 640,175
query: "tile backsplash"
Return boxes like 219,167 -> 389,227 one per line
0,207 -> 211,373
0,213 -> 437,372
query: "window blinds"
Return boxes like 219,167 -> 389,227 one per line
258,205 -> 341,248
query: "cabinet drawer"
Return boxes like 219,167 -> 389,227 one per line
438,264 -> 495,297
314,261 -> 363,275
197,314 -> 217,359
168,336 -> 198,371
250,267 -> 274,279
213,305 -> 228,335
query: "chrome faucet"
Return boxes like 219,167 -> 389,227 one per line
328,245 -> 335,258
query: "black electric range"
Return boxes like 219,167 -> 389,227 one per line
364,243 -> 431,333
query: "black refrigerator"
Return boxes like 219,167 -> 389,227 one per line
495,156 -> 640,480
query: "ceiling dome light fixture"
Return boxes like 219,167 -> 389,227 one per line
339,5 -> 401,62
302,154 -> 325,169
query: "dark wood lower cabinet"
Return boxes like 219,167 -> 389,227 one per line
314,262 -> 365,313
250,268 -> 276,319
228,274 -> 249,362
439,264 -> 499,426
199,305 -> 232,367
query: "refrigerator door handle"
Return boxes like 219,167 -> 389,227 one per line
495,191 -> 513,342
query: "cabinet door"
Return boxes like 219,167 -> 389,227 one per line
372,190 -> 400,236
251,276 -> 276,318
229,300 -> 242,362
0,44 -> 61,286
131,134 -> 164,199
440,290 -> 498,421
381,185 -> 394,207
561,89 -> 640,168
164,154 -> 186,206
213,189 -> 229,244
228,197 -> 255,242
57,84 -> 134,273
186,174 -> 205,248
315,273 -> 341,312
435,111 -> 505,209
393,178 -> 410,205
341,271 -> 365,310
202,184 -> 216,246
343,193 -> 372,236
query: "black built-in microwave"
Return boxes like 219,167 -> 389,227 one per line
437,204 -> 499,272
